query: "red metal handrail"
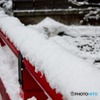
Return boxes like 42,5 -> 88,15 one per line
0,29 -> 63,100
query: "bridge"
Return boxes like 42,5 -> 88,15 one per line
0,3 -> 100,100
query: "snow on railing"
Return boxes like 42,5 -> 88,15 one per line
0,27 -> 63,100
0,11 -> 63,100
0,11 -> 100,100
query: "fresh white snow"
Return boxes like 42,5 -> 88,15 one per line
28,17 -> 100,68
27,96 -> 37,100
0,0 -> 12,10
0,11 -> 100,100
0,44 -> 37,100
0,45 -> 22,100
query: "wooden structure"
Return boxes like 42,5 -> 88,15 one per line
13,0 -> 100,10
13,0 -> 100,25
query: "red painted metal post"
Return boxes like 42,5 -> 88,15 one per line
20,68 -> 48,100
0,30 -> 19,57
0,38 -> 5,46
23,59 -> 63,100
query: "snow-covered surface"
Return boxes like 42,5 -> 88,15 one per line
28,17 -> 100,68
0,0 -> 6,4
0,11 -> 100,100
0,0 -> 12,9
68,0 -> 89,6
68,0 -> 100,6
0,45 -> 22,100
81,9 -> 100,24
0,0 -> 12,15
27,96 -> 37,100
28,17 -> 100,37
0,44 -> 37,100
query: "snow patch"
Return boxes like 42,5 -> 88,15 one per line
27,96 -> 37,100
0,45 -> 22,100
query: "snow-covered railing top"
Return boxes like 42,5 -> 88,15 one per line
0,11 -> 100,100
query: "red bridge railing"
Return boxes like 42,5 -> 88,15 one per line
0,30 -> 63,100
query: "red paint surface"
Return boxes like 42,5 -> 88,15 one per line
21,68 -> 48,100
0,38 -> 5,46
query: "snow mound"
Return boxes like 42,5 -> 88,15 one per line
27,17 -> 66,37
28,17 -> 100,68
28,17 -> 100,37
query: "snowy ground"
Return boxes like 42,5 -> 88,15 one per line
28,17 -> 100,69
0,11 -> 100,100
